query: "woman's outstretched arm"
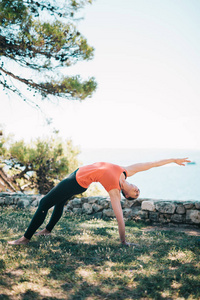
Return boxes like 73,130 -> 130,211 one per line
124,157 -> 191,177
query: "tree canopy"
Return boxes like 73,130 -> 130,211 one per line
0,0 -> 97,103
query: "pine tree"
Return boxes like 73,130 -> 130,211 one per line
0,0 -> 97,104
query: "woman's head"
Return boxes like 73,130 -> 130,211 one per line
121,183 -> 140,200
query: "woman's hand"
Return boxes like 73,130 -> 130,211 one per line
174,158 -> 191,166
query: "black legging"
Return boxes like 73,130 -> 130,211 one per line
24,169 -> 87,240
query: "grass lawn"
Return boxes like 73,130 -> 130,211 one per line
0,207 -> 200,300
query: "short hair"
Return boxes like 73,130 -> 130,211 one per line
121,190 -> 138,201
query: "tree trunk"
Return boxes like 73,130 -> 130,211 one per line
37,167 -> 54,194
0,167 -> 17,192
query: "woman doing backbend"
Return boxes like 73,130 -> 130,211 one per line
8,157 -> 190,246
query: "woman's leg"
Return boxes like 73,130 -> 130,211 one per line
46,201 -> 66,232
8,169 -> 86,244
44,173 -> 87,233
24,171 -> 86,240
23,196 -> 53,240
8,193 -> 55,244
35,202 -> 65,236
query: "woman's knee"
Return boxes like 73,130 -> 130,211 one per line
38,197 -> 50,211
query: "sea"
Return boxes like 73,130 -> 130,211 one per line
78,148 -> 200,201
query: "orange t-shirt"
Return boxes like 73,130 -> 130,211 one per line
76,162 -> 127,192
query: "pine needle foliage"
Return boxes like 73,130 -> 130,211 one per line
0,0 -> 97,103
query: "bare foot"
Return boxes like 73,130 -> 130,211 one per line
8,236 -> 29,245
35,228 -> 51,236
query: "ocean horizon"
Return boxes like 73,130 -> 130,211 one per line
78,148 -> 200,201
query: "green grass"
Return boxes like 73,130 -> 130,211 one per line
0,207 -> 200,300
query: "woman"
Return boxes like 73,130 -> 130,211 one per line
8,157 -> 190,246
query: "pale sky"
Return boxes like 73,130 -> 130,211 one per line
1,0 -> 200,150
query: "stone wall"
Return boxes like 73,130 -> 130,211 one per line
141,199 -> 200,225
0,193 -> 43,208
0,192 -> 200,226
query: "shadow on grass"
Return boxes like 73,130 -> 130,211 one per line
23,234 -> 200,299
1,209 -> 200,299
92,227 -> 113,238
20,290 -> 62,300
0,295 -> 11,300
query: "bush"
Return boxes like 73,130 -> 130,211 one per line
0,133 -> 80,194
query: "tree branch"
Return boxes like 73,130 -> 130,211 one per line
0,65 -> 31,86
0,167 -> 17,192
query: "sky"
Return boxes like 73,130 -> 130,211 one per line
1,0 -> 200,150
